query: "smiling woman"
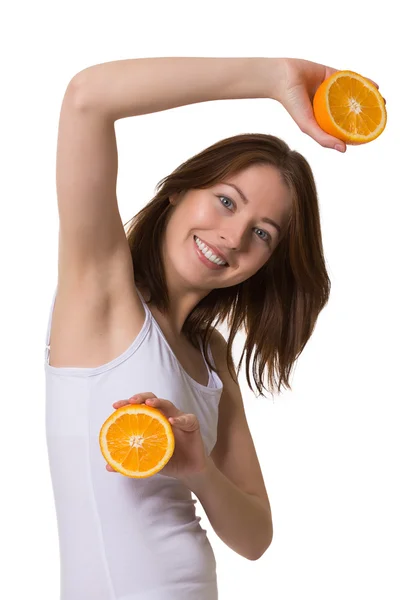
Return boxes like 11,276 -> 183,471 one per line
127,135 -> 325,398
44,55 -> 336,600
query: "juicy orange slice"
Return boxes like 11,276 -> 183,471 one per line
99,404 -> 175,478
313,70 -> 387,144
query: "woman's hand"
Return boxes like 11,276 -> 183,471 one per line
272,57 -> 381,152
105,393 -> 209,480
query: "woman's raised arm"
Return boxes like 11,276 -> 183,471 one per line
73,56 -> 361,150
74,56 -> 278,120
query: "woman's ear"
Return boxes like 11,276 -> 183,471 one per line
169,192 -> 182,206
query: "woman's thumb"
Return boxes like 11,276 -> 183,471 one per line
170,414 -> 198,431
301,114 -> 347,152
284,88 -> 346,152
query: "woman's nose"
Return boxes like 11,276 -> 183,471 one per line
220,227 -> 247,251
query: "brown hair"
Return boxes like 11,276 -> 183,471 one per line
124,133 -> 331,399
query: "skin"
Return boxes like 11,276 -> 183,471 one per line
141,163 -> 292,339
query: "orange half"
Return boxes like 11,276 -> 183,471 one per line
99,404 -> 175,478
313,70 -> 387,145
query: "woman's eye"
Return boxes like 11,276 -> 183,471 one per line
218,195 -> 234,210
217,195 -> 271,244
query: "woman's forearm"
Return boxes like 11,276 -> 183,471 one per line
182,457 -> 273,561
72,56 -> 282,120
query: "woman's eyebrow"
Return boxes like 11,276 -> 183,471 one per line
222,182 -> 282,235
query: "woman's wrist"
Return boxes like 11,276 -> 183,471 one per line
252,57 -> 285,101
225,57 -> 284,102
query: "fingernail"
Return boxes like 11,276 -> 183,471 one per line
335,144 -> 345,153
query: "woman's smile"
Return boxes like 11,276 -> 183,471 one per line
193,236 -> 229,271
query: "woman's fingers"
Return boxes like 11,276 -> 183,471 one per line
112,400 -> 128,408
112,394 -> 182,420
113,393 -> 155,409
144,396 -> 182,419
284,88 -> 346,151
304,119 -> 347,152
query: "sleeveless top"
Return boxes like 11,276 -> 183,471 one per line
44,284 -> 224,600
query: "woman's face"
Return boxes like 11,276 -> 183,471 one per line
162,164 -> 293,291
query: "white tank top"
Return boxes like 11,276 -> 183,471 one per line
44,284 -> 223,600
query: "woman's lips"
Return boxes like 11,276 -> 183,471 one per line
193,236 -> 228,270
194,235 -> 229,265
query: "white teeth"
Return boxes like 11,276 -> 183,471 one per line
194,236 -> 227,266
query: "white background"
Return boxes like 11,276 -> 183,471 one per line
2,1 -> 399,598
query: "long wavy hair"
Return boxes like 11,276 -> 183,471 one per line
124,133 -> 331,398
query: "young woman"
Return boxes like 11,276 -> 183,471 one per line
44,57 -> 378,600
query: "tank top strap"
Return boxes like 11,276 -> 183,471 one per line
135,284 -> 216,387
197,335 -> 213,388
200,332 -> 218,370
135,285 -> 150,312
44,286 -> 58,363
